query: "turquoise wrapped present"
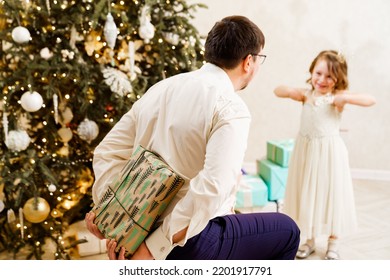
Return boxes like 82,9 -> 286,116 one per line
257,159 -> 288,201
266,139 -> 294,167
236,174 -> 268,208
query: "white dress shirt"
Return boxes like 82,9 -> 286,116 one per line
92,63 -> 251,259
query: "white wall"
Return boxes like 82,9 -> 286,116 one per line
188,0 -> 390,172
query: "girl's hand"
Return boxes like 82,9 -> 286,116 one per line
106,239 -> 126,260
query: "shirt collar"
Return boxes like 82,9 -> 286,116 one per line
200,63 -> 235,93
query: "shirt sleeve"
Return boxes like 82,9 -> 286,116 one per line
91,109 -> 137,204
145,96 -> 251,259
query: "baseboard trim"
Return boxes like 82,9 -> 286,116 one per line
350,168 -> 390,182
242,162 -> 390,182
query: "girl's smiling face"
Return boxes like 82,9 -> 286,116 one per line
311,59 -> 336,94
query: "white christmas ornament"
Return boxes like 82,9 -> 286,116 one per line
5,129 -> 31,152
139,6 -> 155,43
20,91 -> 43,112
77,118 -> 99,143
40,47 -> 53,60
104,13 -> 118,49
2,40 -> 13,51
139,21 -> 155,43
48,184 -> 57,192
163,32 -> 180,45
12,26 -> 31,44
102,67 -> 132,97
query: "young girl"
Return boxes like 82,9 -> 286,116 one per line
274,50 -> 376,260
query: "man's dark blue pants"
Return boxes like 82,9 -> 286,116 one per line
167,212 -> 300,260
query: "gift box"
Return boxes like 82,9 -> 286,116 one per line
92,145 -> 185,258
266,139 -> 294,167
236,174 -> 268,209
257,159 -> 288,201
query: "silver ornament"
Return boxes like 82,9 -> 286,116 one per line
5,129 -> 31,152
77,118 -> 99,143
104,13 -> 118,49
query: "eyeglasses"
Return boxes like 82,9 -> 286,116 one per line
251,54 -> 267,64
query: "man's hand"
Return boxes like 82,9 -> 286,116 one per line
85,212 -> 105,240
106,239 -> 126,260
106,240 -> 154,260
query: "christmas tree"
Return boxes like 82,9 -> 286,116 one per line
0,0 -> 206,259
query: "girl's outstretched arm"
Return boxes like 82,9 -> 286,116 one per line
333,91 -> 376,109
274,86 -> 306,102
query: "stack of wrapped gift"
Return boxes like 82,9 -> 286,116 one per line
266,139 -> 294,168
257,139 -> 294,202
235,174 -> 268,213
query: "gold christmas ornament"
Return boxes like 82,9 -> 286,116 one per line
59,106 -> 74,126
23,197 -> 50,223
57,145 -> 69,157
57,127 -> 73,143
0,14 -> 6,30
76,167 -> 94,193
84,30 -> 104,56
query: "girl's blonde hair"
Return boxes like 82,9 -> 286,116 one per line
306,50 -> 349,91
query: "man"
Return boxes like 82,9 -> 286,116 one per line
85,15 -> 300,260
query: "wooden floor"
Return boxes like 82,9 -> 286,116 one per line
81,178 -> 390,260
300,179 -> 390,260
1,179 -> 388,260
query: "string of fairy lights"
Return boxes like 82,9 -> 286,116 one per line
0,0 -> 205,259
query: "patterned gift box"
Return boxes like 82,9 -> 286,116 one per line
266,139 -> 294,167
236,174 -> 268,209
257,159 -> 288,201
92,145 -> 185,258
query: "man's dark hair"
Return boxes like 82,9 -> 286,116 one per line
204,15 -> 265,69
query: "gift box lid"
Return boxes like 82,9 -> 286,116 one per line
236,174 -> 268,208
266,139 -> 294,167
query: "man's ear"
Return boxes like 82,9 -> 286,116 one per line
242,54 -> 252,72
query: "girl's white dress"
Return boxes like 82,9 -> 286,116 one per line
284,90 -> 358,239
